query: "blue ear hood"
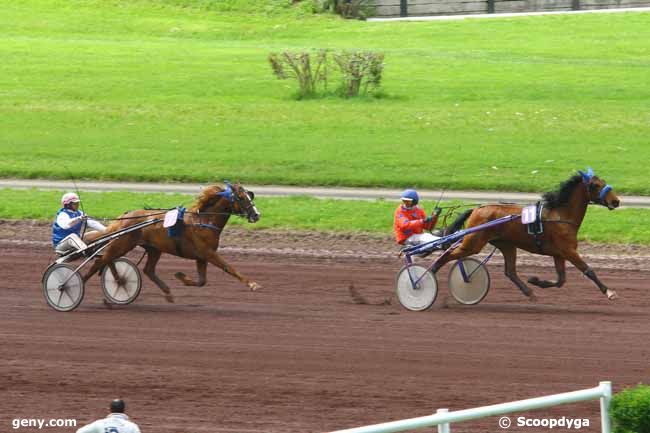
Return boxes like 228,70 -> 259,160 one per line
216,181 -> 233,202
578,168 -> 594,183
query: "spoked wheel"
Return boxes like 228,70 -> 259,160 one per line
101,258 -> 142,305
395,264 -> 438,311
42,264 -> 85,312
448,257 -> 490,305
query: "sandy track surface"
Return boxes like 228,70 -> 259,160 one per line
1,221 -> 649,433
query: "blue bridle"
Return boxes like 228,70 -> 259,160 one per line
214,180 -> 257,219
578,168 -> 612,203
215,181 -> 234,203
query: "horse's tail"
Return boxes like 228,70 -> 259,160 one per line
444,209 -> 474,236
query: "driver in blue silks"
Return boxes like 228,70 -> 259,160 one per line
52,192 -> 106,255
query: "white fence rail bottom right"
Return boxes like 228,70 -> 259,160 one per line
329,381 -> 612,433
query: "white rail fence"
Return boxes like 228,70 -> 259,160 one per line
330,381 -> 612,433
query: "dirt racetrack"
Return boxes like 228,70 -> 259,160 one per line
1,222 -> 649,433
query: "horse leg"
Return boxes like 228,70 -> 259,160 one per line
564,250 -> 618,300
142,247 -> 175,303
175,260 -> 207,287
492,241 -> 537,302
528,256 -> 566,289
82,235 -> 137,283
82,259 -> 106,283
432,233 -> 488,273
205,251 -> 260,291
106,261 -> 125,286
81,236 -> 139,307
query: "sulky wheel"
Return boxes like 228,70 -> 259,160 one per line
395,264 -> 438,311
101,258 -> 142,305
448,257 -> 490,305
42,263 -> 85,312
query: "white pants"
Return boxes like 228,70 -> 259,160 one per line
404,232 -> 440,247
55,233 -> 87,255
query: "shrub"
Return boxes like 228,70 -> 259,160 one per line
610,384 -> 650,433
333,51 -> 384,97
320,0 -> 373,19
268,50 -> 329,98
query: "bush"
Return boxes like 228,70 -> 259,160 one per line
318,0 -> 373,19
269,49 -> 385,99
610,384 -> 650,433
333,51 -> 384,97
268,50 -> 329,98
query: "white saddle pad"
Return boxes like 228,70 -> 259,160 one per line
163,209 -> 179,228
521,205 -> 538,224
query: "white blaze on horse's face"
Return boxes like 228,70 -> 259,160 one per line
233,186 -> 260,223
249,203 -> 260,223
247,191 -> 261,223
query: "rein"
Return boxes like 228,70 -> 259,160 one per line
541,219 -> 579,227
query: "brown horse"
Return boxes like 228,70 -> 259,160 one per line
436,169 -> 620,301
82,181 -> 261,302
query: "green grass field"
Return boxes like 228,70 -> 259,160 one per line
2,1 -> 650,193
3,189 -> 650,244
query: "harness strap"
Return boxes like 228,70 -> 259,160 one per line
541,219 -> 579,227
194,223 -> 222,234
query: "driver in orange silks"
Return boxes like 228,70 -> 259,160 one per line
393,189 -> 442,246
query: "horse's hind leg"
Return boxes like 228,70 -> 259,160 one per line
82,235 -> 138,283
432,233 -> 488,273
142,247 -> 174,303
175,260 -> 207,287
492,241 -> 537,301
564,249 -> 618,300
83,259 -> 106,283
528,256 -> 566,289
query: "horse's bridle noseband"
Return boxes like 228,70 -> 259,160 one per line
580,169 -> 613,206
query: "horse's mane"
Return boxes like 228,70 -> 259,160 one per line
542,173 -> 584,209
190,184 -> 227,212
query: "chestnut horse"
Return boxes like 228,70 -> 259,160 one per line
437,169 -> 621,301
82,181 -> 261,302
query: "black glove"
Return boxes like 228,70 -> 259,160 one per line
434,207 -> 442,217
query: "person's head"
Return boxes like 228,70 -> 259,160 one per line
400,189 -> 419,209
110,399 -> 125,414
61,192 -> 81,210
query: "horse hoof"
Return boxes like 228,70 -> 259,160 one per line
248,282 -> 261,291
606,290 -> 618,300
528,293 -> 538,303
165,294 -> 175,303
174,272 -> 186,280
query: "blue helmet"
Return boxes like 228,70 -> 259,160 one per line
401,189 -> 419,205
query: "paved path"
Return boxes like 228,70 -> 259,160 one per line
2,178 -> 650,207
368,6 -> 650,22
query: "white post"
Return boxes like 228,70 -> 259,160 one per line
436,409 -> 450,433
600,381 -> 612,433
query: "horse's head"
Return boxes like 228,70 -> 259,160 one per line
579,169 -> 620,210
230,182 -> 261,223
196,182 -> 261,223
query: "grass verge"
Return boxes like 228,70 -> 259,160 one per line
3,188 -> 650,244
1,1 -> 650,192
